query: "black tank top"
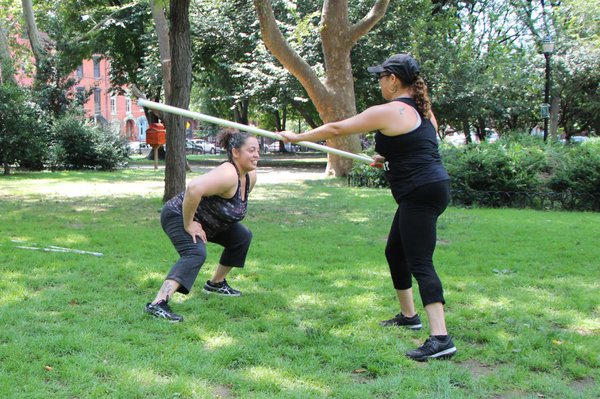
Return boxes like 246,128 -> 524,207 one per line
374,98 -> 449,202
165,162 -> 250,238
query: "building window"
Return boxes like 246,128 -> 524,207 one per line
93,57 -> 101,79
94,88 -> 101,114
76,64 -> 84,78
110,95 -> 117,115
126,96 -> 131,114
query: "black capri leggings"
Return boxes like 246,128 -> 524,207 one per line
385,180 -> 450,306
160,207 -> 252,294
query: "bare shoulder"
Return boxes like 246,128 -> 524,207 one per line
188,162 -> 238,196
214,161 -> 239,178
378,101 -> 420,136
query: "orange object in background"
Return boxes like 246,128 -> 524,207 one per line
146,123 -> 166,170
146,123 -> 166,147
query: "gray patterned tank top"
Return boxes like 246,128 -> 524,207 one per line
164,162 -> 250,238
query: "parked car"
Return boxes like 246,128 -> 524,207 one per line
191,139 -> 217,154
186,139 -> 202,153
264,141 -> 300,153
127,141 -> 150,154
560,135 -> 590,144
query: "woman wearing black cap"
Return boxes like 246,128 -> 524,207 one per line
279,54 -> 456,362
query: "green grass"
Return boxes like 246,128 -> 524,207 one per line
0,169 -> 598,398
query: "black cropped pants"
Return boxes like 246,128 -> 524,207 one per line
385,180 -> 450,306
160,207 -> 252,294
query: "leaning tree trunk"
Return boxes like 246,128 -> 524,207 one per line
254,0 -> 390,176
319,27 -> 361,175
162,0 -> 192,203
21,0 -> 45,75
150,0 -> 171,102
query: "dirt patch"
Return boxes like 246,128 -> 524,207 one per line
459,359 -> 496,378
570,376 -> 596,391
214,384 -> 234,398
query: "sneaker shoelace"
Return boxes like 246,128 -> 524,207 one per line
418,337 -> 435,352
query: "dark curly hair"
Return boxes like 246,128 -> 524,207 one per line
217,129 -> 253,161
392,74 -> 432,118
410,76 -> 432,118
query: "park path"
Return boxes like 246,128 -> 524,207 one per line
136,164 -> 327,185
0,166 -> 327,199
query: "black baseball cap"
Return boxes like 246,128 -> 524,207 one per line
367,54 -> 420,84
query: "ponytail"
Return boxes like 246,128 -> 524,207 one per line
410,77 -> 432,118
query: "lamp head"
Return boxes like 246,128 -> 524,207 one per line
542,36 -> 555,54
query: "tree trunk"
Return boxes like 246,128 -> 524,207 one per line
273,110 -> 282,132
462,119 -> 471,144
21,0 -> 45,67
476,116 -> 486,142
150,0 -> 171,102
0,25 -> 17,85
253,0 -> 390,176
162,0 -> 192,203
234,98 -> 249,125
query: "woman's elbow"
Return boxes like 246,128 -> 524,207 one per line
327,123 -> 345,137
185,182 -> 203,199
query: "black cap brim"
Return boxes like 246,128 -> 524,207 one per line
367,65 -> 385,74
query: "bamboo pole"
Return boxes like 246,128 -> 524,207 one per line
137,99 -> 373,163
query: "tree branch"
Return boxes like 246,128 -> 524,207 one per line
348,0 -> 390,44
253,0 -> 328,105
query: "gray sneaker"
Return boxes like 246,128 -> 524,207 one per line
144,300 -> 183,322
379,313 -> 422,330
406,335 -> 457,362
203,279 -> 241,296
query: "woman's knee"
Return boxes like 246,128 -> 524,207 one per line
180,244 -> 207,263
237,225 -> 253,247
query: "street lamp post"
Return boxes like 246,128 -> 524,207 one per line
542,37 -> 555,142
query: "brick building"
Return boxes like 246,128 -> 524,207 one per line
72,56 -> 148,142
10,30 -> 149,142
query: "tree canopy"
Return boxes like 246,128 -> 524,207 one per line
2,0 -> 598,175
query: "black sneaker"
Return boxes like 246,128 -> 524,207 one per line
406,335 -> 457,362
203,279 -> 241,296
380,313 -> 422,330
144,300 -> 183,322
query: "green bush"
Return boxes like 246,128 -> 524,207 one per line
0,85 -> 51,173
348,162 -> 387,188
547,140 -> 600,211
346,134 -> 600,211
440,141 -> 546,206
50,113 -> 129,171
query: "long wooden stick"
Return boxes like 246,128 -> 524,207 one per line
137,99 -> 373,163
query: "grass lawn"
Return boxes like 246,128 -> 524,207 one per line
0,168 -> 598,398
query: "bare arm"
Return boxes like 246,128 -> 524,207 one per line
429,111 -> 439,132
280,102 -> 420,143
248,170 -> 258,192
280,104 -> 391,143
